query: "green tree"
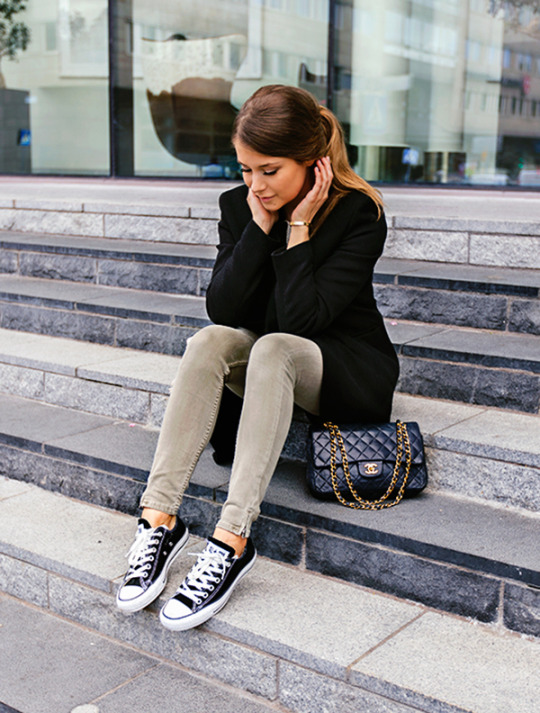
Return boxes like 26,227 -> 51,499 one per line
0,0 -> 31,89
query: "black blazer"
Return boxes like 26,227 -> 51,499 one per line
206,184 -> 399,424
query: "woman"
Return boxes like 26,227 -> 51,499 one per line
116,84 -> 399,631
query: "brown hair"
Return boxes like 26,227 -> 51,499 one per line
232,84 -> 383,233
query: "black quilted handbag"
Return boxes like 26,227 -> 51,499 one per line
307,421 -> 428,509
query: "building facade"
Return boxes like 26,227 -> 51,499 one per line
1,0 -> 540,186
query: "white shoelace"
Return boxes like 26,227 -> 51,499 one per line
178,546 -> 232,605
125,525 -> 162,580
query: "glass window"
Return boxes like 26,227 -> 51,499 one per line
0,0 -> 109,175
132,0 -> 329,177
334,0 -> 540,185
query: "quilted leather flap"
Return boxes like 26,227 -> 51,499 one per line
310,421 -> 425,468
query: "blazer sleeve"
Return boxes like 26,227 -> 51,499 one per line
271,197 -> 386,337
206,192 -> 283,326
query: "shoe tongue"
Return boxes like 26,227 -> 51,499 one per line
207,536 -> 235,558
138,517 -> 152,530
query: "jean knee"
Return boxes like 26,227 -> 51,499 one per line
248,333 -> 295,373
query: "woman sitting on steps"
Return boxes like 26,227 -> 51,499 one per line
116,84 -> 399,631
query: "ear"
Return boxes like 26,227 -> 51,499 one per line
305,159 -> 316,167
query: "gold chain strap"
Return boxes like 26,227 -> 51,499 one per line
323,420 -> 412,510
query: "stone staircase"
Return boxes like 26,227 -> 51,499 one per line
0,195 -> 539,712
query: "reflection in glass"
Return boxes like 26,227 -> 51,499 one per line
133,0 -> 328,176
0,0 -> 109,175
335,0 -> 540,185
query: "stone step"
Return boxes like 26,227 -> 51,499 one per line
1,192 -> 540,269
0,388 -> 538,605
1,478 -> 539,713
0,272 -> 538,412
1,232 -> 539,335
1,327 -> 540,466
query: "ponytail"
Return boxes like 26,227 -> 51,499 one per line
313,106 -> 383,235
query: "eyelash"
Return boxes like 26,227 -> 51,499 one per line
240,168 -> 278,176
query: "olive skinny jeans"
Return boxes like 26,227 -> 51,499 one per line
140,324 -> 323,537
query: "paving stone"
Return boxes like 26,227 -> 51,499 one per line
0,394 -> 111,449
351,612 -> 540,713
375,284 -> 508,330
278,661 -> 417,713
398,357 -> 540,413
390,392 -> 486,435
8,208 -> 104,237
0,328 -> 126,375
19,252 -> 97,283
85,201 -> 190,218
14,199 -> 84,212
104,214 -> 218,244
96,662 -> 279,713
97,259 -> 200,295
0,444 -> 145,515
472,368 -> 540,413
190,205 -> 221,219
0,232 -> 215,265
77,352 -> 178,394
431,409 -> 540,467
48,575 -> 279,701
504,582 -> 540,638
0,475 -> 32,499
0,273 -> 107,306
0,596 -> 156,713
0,554 -> 48,607
250,515 -> 305,566
44,421 -> 157,479
305,530 -> 501,622
378,259 -> 540,295
400,327 -> 540,372
470,233 -> 540,269
385,321 -> 448,347
0,250 -> 17,274
0,302 -> 116,345
0,362 -> 44,400
115,321 -> 194,355
509,299 -> 540,335
383,229 -> 468,263
149,392 -> 169,427
43,372 -> 150,422
427,449 -> 540,514
0,486 -> 133,591
397,358 -> 479,405
206,558 -> 421,680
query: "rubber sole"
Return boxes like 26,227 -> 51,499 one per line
159,552 -> 257,631
116,528 -> 190,613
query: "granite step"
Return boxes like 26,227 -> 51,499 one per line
0,272 -> 538,413
1,232 -> 539,335
2,191 -> 540,270
0,389 -> 539,629
0,479 -> 539,713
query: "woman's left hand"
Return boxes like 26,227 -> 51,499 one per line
290,156 -> 333,226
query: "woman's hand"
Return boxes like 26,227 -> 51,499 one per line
290,156 -> 333,226
247,189 -> 279,235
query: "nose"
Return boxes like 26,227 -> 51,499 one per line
250,172 -> 267,195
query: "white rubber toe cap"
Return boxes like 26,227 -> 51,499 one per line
161,597 -> 192,621
117,585 -> 144,603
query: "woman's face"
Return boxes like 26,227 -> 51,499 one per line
234,140 -> 313,213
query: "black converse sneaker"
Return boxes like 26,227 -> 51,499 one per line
159,536 -> 256,631
116,517 -> 189,613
